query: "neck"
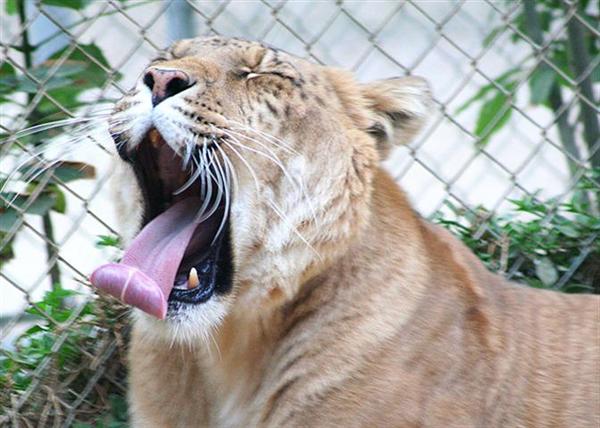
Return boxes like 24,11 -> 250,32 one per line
202,169 -> 431,406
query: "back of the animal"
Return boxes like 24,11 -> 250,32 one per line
486,284 -> 600,428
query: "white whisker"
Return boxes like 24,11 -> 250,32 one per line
224,134 -> 297,188
220,137 -> 318,256
195,154 -> 213,220
197,151 -> 224,224
223,129 -> 302,194
1,119 -> 108,195
207,150 -> 225,197
223,132 -> 318,225
222,141 -> 261,194
182,142 -> 194,170
227,120 -> 298,155
173,152 -> 203,196
199,141 -> 208,200
216,143 -> 239,196
226,127 -> 297,158
1,140 -> 75,195
1,115 -> 109,143
266,197 -> 321,260
226,129 -> 319,227
211,148 -> 230,243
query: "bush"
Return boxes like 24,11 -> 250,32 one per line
433,170 -> 600,294
0,287 -> 129,426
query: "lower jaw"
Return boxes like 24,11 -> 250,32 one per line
167,284 -> 216,315
165,217 -> 234,316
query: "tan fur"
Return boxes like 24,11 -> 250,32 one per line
108,37 -> 599,427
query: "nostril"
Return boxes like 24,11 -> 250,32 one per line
165,76 -> 191,98
143,72 -> 155,91
144,68 -> 194,106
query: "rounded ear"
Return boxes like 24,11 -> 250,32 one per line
362,76 -> 432,155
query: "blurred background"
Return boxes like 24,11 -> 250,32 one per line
1,0 -> 598,426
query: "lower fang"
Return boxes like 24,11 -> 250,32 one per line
188,267 -> 199,289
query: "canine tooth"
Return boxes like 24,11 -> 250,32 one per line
188,267 -> 199,289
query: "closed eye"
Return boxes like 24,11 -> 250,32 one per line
236,67 -> 292,82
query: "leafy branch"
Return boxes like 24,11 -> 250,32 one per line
1,236 -> 128,427
0,0 -> 120,283
457,0 -> 599,187
435,169 -> 600,294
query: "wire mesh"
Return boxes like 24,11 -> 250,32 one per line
1,0 -> 598,426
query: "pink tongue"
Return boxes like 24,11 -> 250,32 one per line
90,198 -> 200,319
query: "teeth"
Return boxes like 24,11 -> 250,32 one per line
188,267 -> 199,289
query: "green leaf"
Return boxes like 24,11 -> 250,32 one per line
0,62 -> 17,96
546,43 -> 576,87
529,66 -> 555,105
0,232 -> 15,263
509,193 -> 547,215
22,193 -> 57,215
474,85 -> 515,146
25,288 -> 79,320
34,44 -> 120,117
12,369 -> 33,390
41,0 -> 90,10
5,0 -> 17,15
510,12 -> 526,43
555,223 -> 579,238
0,62 -> 15,78
0,63 -> 87,94
482,27 -> 502,48
538,9 -> 552,32
0,193 -> 57,228
49,43 -> 114,77
18,161 -> 96,184
51,186 -> 67,214
53,161 -> 96,182
455,68 -> 520,114
591,62 -> 599,83
562,283 -> 594,294
109,393 -> 129,421
96,234 -> 121,248
24,324 -> 49,335
0,209 -> 19,232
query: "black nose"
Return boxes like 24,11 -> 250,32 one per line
143,68 -> 194,106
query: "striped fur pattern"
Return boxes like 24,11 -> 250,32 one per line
108,37 -> 599,427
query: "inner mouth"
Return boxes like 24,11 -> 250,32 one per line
90,128 -> 233,318
132,129 -> 233,307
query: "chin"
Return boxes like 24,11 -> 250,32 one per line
132,296 -> 230,346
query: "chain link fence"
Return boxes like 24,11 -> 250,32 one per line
1,0 -> 598,426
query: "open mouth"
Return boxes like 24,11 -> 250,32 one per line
90,128 -> 233,319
